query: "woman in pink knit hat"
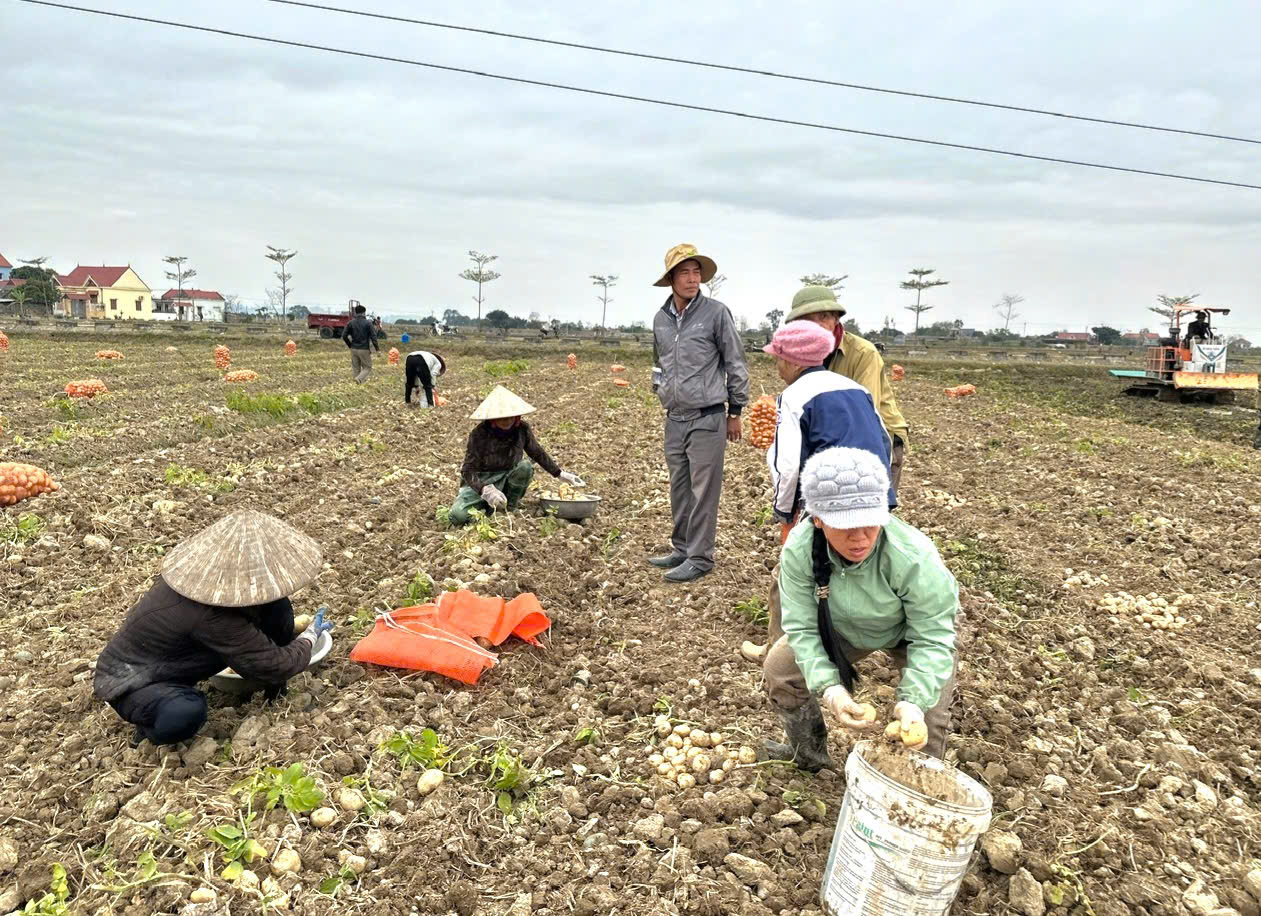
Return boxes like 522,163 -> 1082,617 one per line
742,320 -> 894,662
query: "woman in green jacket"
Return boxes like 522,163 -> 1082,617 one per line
763,446 -> 960,767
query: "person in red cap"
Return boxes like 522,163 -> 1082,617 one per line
742,320 -> 893,663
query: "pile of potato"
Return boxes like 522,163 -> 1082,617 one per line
223,369 -> 259,383
213,345 -> 231,370
648,715 -> 757,789
285,340 -> 297,357
539,482 -> 597,502
922,488 -> 967,508
95,349 -> 124,360
747,395 -> 777,449
65,378 -> 108,398
1098,591 -> 1201,631
1062,567 -> 1109,589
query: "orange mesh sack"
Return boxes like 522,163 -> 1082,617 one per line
350,609 -> 497,685
437,590 -> 552,646
505,594 -> 551,645
890,364 -> 905,381
747,395 -> 777,449
388,348 -> 400,366
944,384 -> 976,398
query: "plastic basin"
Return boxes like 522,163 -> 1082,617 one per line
539,495 -> 601,520
209,630 -> 333,694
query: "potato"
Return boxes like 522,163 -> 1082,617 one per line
190,888 -> 216,904
676,773 -> 696,789
691,754 -> 711,773
648,754 -> 664,767
309,807 -> 337,829
416,769 -> 445,796
690,731 -> 712,749
271,848 -> 302,876
737,745 -> 758,765
666,734 -> 684,748
709,732 -> 724,747
657,762 -> 673,776
709,769 -> 726,785
856,703 -> 877,723
903,722 -> 928,747
337,787 -> 366,812
293,614 -> 313,632
673,724 -> 692,737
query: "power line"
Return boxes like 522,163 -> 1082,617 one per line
266,0 -> 1261,147
16,0 -> 1261,191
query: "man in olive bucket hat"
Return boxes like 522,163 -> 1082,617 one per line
786,285 -> 909,491
94,510 -> 333,746
649,243 -> 750,582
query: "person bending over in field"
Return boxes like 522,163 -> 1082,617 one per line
449,385 -> 585,525
764,447 -> 960,769
741,321 -> 894,664
93,511 -> 333,747
404,349 -> 446,407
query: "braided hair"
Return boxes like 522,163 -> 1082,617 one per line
811,522 -> 859,692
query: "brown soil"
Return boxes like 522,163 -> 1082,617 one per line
863,742 -> 981,809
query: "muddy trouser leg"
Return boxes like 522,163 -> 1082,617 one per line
887,645 -> 957,760
450,486 -> 489,525
682,412 -> 727,571
111,683 -> 208,745
889,436 -> 906,494
502,460 -> 535,509
664,418 -> 694,557
767,568 -> 784,645
763,636 -> 852,771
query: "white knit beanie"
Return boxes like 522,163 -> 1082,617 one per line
801,447 -> 890,530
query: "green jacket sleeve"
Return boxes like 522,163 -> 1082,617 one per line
778,524 -> 842,694
892,552 -> 959,709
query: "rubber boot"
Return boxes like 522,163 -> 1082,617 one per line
1253,423 -> 1261,450
762,697 -> 834,773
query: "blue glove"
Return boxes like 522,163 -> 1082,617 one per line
298,606 -> 334,645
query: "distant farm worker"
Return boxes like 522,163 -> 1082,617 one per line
93,510 -> 333,746
764,447 -> 960,768
344,303 -> 380,383
450,385 -> 585,525
649,243 -> 750,583
741,321 -> 894,663
785,286 -> 910,493
404,349 -> 447,407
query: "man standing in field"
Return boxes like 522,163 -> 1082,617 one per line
650,244 -> 749,583
785,286 -> 909,491
343,304 -> 380,383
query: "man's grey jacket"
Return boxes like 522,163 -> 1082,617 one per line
652,293 -> 750,421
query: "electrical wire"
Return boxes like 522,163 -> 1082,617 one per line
15,0 -> 1261,191
265,0 -> 1261,147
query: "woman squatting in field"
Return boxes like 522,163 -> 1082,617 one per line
763,447 -> 961,768
741,319 -> 895,663
93,511 -> 334,746
449,385 -> 586,525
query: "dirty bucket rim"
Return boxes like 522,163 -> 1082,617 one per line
852,740 -> 992,816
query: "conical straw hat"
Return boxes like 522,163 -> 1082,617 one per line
161,510 -> 323,607
469,385 -> 536,421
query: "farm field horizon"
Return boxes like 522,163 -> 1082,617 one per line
2,331 -> 1260,915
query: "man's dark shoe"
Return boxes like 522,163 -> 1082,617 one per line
648,552 -> 687,569
664,560 -> 710,583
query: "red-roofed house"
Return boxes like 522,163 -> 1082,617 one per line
1054,332 -> 1093,343
1122,328 -> 1162,345
155,288 -> 225,322
57,265 -> 153,319
0,252 -> 12,282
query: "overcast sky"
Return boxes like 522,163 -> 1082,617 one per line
3,0 -> 1259,335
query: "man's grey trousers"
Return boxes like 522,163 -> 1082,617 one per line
664,411 -> 727,571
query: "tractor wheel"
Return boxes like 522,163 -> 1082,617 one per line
319,327 -> 332,339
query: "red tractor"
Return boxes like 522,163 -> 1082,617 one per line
307,300 -> 387,340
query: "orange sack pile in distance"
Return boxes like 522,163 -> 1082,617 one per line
944,384 -> 977,398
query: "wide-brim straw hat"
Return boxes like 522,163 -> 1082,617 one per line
786,285 -> 848,321
161,510 -> 323,607
470,385 -> 536,421
653,243 -> 718,288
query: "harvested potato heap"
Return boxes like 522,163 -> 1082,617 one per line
747,395 -> 777,449
223,369 -> 259,383
388,348 -> 400,366
285,339 -> 297,356
1062,567 -> 1109,589
649,715 -> 758,790
214,345 -> 231,370
1098,591 -> 1201,631
567,353 -> 577,369
95,349 -> 124,360
65,378 -> 108,398
538,481 -> 596,501
0,462 -> 59,506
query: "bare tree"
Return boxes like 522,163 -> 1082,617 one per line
163,256 -> 197,314
993,293 -> 1025,331
1150,293 -> 1199,324
222,293 -> 242,321
765,308 -> 784,329
265,246 -> 297,321
706,273 -> 728,297
900,267 -> 949,333
799,273 -> 848,290
264,288 -> 286,321
460,251 -> 501,326
590,274 -> 618,333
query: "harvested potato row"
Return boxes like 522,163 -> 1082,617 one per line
649,715 -> 756,789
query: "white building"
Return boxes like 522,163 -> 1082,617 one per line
155,288 -> 225,322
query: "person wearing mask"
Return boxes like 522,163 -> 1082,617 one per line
405,349 -> 447,407
784,286 -> 909,491
450,385 -> 585,525
764,447 -> 960,768
649,243 -> 750,583
343,304 -> 380,383
93,510 -> 333,746
741,320 -> 893,663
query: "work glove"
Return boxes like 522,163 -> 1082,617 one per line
481,485 -> 508,510
822,685 -> 878,731
297,607 -> 333,646
559,471 -> 585,487
891,701 -> 928,750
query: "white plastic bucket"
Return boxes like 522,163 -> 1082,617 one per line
821,741 -> 993,915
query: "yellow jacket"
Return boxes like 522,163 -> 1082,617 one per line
826,332 -> 909,444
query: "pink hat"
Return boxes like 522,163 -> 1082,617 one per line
763,321 -> 835,368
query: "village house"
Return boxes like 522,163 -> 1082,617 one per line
1122,328 -> 1162,345
57,265 -> 153,319
155,288 -> 226,322
1054,331 -> 1094,344
0,252 -> 11,282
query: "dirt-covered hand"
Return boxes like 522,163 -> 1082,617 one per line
481,485 -> 508,509
823,685 -> 878,731
893,701 -> 928,749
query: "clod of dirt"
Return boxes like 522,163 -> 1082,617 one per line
980,829 -> 1022,874
863,743 -> 979,807
1009,867 -> 1046,916
447,878 -> 479,916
